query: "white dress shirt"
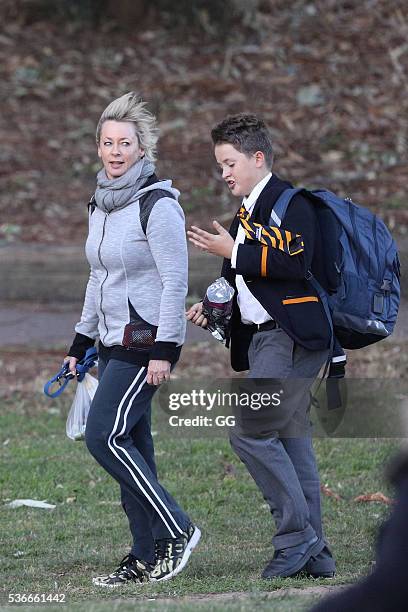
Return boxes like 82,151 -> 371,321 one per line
231,172 -> 273,325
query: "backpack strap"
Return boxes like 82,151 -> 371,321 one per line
270,187 -> 333,343
270,187 -> 336,350
270,187 -> 305,227
86,187 -> 170,232
271,189 -> 347,383
271,187 -> 347,413
138,189 -> 170,235
88,195 -> 96,215
309,272 -> 347,410
307,273 -> 334,353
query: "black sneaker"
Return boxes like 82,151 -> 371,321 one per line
150,524 -> 201,582
92,553 -> 154,588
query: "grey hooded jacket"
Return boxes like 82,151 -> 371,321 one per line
71,178 -> 188,363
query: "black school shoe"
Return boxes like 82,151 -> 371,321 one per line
262,536 -> 324,579
304,545 -> 336,578
150,524 -> 201,582
92,553 -> 154,587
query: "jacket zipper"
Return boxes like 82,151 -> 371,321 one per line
98,213 -> 109,344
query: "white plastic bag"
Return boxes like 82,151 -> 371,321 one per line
66,373 -> 98,441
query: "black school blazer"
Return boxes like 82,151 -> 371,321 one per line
221,174 -> 331,372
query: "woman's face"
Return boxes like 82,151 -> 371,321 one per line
98,120 -> 144,179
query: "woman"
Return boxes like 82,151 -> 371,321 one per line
65,92 -> 200,586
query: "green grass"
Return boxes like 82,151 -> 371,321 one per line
0,596 -> 322,612
0,391 -> 400,610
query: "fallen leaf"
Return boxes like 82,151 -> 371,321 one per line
353,492 -> 394,505
320,485 -> 342,501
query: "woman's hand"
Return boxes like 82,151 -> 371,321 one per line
186,302 -> 208,328
147,359 -> 171,386
64,356 -> 78,377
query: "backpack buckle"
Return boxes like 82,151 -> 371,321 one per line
381,278 -> 391,293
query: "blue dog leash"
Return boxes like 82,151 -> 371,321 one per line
44,347 -> 98,398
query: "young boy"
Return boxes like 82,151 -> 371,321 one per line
187,113 -> 335,579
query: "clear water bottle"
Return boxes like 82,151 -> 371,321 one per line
202,277 -> 235,343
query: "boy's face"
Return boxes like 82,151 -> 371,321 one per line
214,143 -> 268,198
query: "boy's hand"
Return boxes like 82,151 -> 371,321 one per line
188,220 -> 234,259
186,302 -> 208,328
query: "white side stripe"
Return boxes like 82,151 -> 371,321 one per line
107,367 -> 183,537
113,374 -> 184,535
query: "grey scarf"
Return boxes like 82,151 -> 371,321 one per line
94,157 -> 156,213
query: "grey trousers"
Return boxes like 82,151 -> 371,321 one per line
229,327 -> 329,550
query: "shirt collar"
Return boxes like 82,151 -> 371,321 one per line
242,172 -> 273,212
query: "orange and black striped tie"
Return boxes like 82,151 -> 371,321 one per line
237,205 -> 304,256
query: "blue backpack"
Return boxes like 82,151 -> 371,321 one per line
271,188 -> 401,353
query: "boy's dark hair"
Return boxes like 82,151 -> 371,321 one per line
211,113 -> 274,167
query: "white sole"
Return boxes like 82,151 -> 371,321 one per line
92,577 -> 126,588
152,526 -> 201,582
92,573 -> 149,588
92,577 -> 149,588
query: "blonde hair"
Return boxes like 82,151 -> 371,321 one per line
96,92 -> 159,161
